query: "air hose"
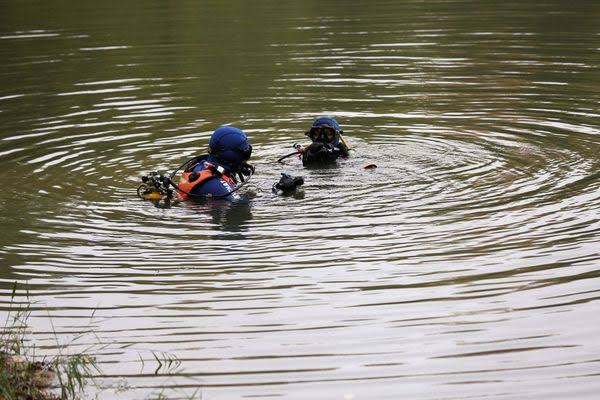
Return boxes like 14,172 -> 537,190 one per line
277,144 -> 304,163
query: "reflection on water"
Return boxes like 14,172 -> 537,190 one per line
188,201 -> 254,235
1,0 -> 599,399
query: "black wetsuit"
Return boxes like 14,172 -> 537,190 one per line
302,142 -> 349,166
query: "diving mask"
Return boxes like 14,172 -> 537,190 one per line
306,126 -> 337,143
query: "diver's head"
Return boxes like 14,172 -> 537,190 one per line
208,126 -> 252,172
305,116 -> 342,145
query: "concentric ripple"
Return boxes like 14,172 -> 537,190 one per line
1,1 -> 599,399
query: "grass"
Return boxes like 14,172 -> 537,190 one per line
0,282 -> 101,400
1,282 -> 202,399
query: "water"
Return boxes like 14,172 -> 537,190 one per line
1,0 -> 599,398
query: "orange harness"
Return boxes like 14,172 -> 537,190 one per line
177,168 -> 235,200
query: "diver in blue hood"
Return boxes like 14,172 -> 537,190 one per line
138,126 -> 256,205
139,125 -> 305,206
300,116 -> 349,166
176,126 -> 254,202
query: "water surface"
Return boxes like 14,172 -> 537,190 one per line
1,1 -> 599,399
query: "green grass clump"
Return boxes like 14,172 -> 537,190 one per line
1,283 -> 100,400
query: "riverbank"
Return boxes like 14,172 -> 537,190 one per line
1,285 -> 99,400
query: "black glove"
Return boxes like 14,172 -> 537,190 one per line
240,162 -> 255,176
302,142 -> 337,165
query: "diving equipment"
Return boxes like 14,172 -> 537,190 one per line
272,173 -> 304,194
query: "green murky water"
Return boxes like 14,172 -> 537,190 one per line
1,1 -> 599,399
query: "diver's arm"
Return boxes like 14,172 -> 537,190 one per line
302,143 -> 325,164
302,142 -> 347,164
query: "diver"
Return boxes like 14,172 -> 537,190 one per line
278,116 -> 350,166
139,125 -> 304,206
134,125 -> 257,205
301,116 -> 350,165
175,125 -> 254,202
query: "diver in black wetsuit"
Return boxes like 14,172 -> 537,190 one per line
301,116 -> 349,166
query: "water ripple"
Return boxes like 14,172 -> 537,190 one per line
1,1 -> 599,399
